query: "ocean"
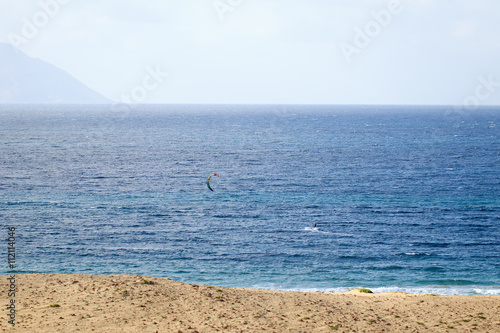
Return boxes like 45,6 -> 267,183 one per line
1,104 -> 499,295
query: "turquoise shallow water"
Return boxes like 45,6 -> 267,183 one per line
1,105 -> 499,295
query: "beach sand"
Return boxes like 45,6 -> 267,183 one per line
1,274 -> 499,332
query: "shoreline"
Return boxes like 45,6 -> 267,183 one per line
2,273 -> 500,332
7,271 -> 500,296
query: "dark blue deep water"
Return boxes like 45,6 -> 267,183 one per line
1,105 -> 499,295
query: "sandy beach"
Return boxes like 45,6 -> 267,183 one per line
1,273 -> 499,332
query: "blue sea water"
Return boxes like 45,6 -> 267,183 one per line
1,104 -> 499,295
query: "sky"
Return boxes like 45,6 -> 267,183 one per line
1,0 -> 500,105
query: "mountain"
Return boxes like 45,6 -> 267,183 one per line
0,43 -> 110,104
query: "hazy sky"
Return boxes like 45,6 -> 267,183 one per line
2,0 -> 499,105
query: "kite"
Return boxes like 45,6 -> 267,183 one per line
206,174 -> 220,191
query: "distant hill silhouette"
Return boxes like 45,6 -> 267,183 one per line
0,43 -> 110,103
